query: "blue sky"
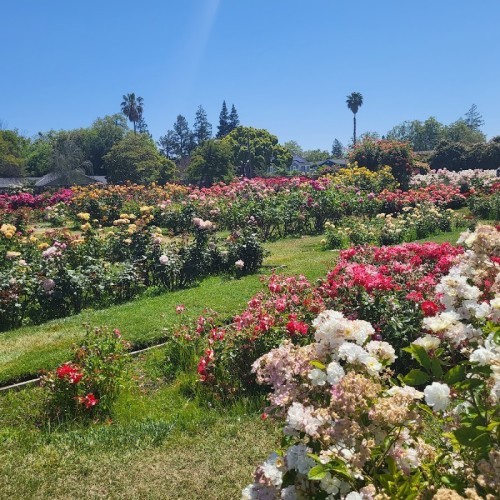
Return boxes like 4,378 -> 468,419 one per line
1,0 -> 499,150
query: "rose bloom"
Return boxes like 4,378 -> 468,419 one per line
235,259 -> 245,269
159,254 -> 169,265
421,300 -> 439,317
424,382 -> 450,412
79,393 -> 99,408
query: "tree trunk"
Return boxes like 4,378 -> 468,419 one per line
353,114 -> 357,145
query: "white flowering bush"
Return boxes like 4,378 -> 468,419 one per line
244,225 -> 500,499
410,169 -> 497,190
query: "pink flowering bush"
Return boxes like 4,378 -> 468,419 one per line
244,226 -> 500,499
197,274 -> 325,398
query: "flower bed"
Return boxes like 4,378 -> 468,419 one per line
243,225 -> 500,499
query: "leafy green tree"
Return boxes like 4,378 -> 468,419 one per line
26,135 -> 53,176
429,140 -> 470,171
228,104 -> 240,132
51,139 -> 90,183
283,140 -> 304,156
187,139 -> 234,186
331,139 -> 344,158
83,114 -> 128,174
387,117 -> 445,151
444,120 -> 486,145
223,126 -> 292,177
302,149 -> 330,163
346,92 -> 363,145
216,100 -> 230,138
0,129 -> 29,177
120,93 -> 144,134
359,131 -> 380,142
463,104 -> 484,131
193,105 -> 212,145
104,133 -> 174,184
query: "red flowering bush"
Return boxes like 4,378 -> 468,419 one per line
378,184 -> 467,213
317,242 -> 463,357
40,326 -> 129,421
197,274 -> 325,398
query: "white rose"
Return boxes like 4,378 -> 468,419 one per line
308,368 -> 327,386
424,382 -> 450,412
326,361 -> 345,385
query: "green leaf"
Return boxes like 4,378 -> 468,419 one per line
453,427 -> 490,449
310,360 -> 326,370
403,369 -> 429,386
308,465 -> 327,481
430,357 -> 443,379
457,379 -> 483,391
443,365 -> 466,385
410,345 -> 431,371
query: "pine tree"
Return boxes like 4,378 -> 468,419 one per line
216,100 -> 230,138
331,139 -> 344,158
172,115 -> 195,158
228,104 -> 240,132
193,105 -> 212,145
464,104 -> 485,131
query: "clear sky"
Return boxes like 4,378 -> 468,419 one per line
1,0 -> 499,150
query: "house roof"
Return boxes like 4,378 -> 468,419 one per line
35,172 -> 106,187
0,177 -> 40,188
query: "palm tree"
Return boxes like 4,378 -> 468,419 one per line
120,93 -> 144,134
346,92 -> 363,145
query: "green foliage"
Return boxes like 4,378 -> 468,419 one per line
283,140 -> 303,156
187,139 -> 234,186
346,91 -> 363,145
222,126 -> 292,177
216,100 -> 230,138
40,325 -> 130,421
430,136 -> 500,171
228,104 -> 239,132
120,93 -> 144,134
387,117 -> 445,151
331,138 -> 345,158
302,149 -> 330,163
0,129 -> 29,177
193,105 -> 212,146
104,132 -> 171,183
348,139 -> 415,190
26,136 -> 52,176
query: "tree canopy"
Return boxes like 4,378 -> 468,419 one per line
104,132 -> 176,184
187,139 -> 234,186
222,126 -> 292,177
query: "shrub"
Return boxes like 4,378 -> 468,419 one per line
348,139 -> 416,190
40,326 -> 130,421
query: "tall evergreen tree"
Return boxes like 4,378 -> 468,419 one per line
331,139 -> 344,158
193,105 -> 212,145
463,104 -> 485,131
158,130 -> 177,160
228,104 -> 240,132
216,100 -> 230,138
172,115 -> 195,158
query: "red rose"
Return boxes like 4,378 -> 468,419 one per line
421,301 -> 439,317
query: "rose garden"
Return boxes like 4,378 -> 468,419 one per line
0,159 -> 499,499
